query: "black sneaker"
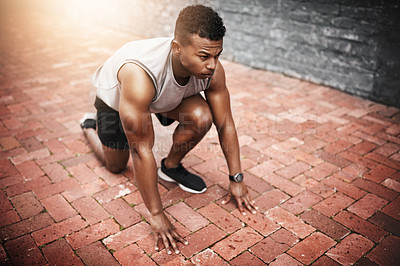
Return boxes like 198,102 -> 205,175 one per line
158,158 -> 207,194
80,113 -> 96,130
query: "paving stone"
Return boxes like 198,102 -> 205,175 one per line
366,235 -> 400,266
324,139 -> 354,154
15,160 -> 44,180
198,203 -> 243,234
365,152 -> 400,169
262,172 -> 305,196
40,194 -> 77,222
352,177 -> 399,201
103,197 -> 141,228
178,224 -> 226,258
281,190 -> 322,215
313,150 -> 351,168
241,171 -> 273,195
10,191 -> 43,220
304,162 -> 340,181
0,210 -> 20,228
334,211 -> 387,243
185,185 -> 227,209
287,232 -> 336,265
76,241 -> 119,266
313,192 -> 355,217
265,207 -> 315,239
41,163 -> 70,182
114,244 -> 156,265
67,163 -> 99,184
42,238 -> 84,265
151,250 -> 191,265
66,219 -> 120,250
212,227 -> 263,261
269,253 -> 303,266
93,181 -> 136,204
381,195 -> 400,220
368,211 -> 400,236
34,177 -> 80,199
102,222 -> 151,251
312,255 -> 341,265
382,178 -> 400,192
248,159 -> 284,178
0,213 -> 54,242
166,202 -> 209,232
253,189 -> 290,213
231,208 -> 280,236
250,236 -> 290,263
322,175 -> 367,199
349,141 -> 377,155
326,233 -> 374,265
0,190 -> 13,213
275,161 -> 311,179
71,196 -> 110,224
31,215 -> 88,246
229,251 -> 264,266
4,235 -> 47,265
299,209 -> 350,240
363,164 -> 397,183
347,193 -> 388,219
269,228 -> 299,247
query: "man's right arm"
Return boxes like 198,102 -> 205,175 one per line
118,63 -> 186,254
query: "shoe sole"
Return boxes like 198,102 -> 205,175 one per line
157,168 -> 207,194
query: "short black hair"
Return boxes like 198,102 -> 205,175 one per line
174,5 -> 226,45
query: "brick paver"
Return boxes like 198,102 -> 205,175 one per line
1,4 -> 399,265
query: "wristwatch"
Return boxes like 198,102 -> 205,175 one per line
229,173 -> 244,182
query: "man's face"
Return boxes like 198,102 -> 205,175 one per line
178,34 -> 223,79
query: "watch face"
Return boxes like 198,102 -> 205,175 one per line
234,173 -> 243,182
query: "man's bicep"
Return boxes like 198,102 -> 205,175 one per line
118,63 -> 155,147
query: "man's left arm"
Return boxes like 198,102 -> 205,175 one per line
205,61 -> 257,215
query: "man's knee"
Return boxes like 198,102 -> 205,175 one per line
103,148 -> 129,174
105,162 -> 127,174
186,105 -> 213,133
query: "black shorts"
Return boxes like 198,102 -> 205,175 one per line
94,97 -> 175,150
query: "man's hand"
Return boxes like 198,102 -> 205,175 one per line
222,181 -> 258,215
148,212 -> 188,255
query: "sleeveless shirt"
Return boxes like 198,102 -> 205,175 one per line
92,37 -> 211,113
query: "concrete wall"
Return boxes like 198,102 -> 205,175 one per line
35,0 -> 400,107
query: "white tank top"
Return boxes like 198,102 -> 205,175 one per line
92,37 -> 211,113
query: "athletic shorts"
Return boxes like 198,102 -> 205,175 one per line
94,97 -> 175,150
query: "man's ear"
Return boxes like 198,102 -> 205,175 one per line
172,39 -> 181,55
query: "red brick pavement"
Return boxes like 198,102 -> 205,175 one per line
1,3 -> 400,265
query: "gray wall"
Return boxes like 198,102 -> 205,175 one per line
37,0 -> 400,107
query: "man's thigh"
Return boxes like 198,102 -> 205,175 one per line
159,94 -> 212,124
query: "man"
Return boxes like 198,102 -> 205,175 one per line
80,5 -> 257,255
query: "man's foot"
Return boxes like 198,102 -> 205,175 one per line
158,158 -> 207,194
80,113 -> 97,130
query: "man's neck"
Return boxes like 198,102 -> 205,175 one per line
171,52 -> 190,86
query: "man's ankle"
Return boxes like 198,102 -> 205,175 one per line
163,158 -> 180,169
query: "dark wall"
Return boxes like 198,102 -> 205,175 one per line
34,0 -> 400,107
203,0 -> 399,107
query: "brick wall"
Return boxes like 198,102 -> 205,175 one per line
36,0 -> 399,107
